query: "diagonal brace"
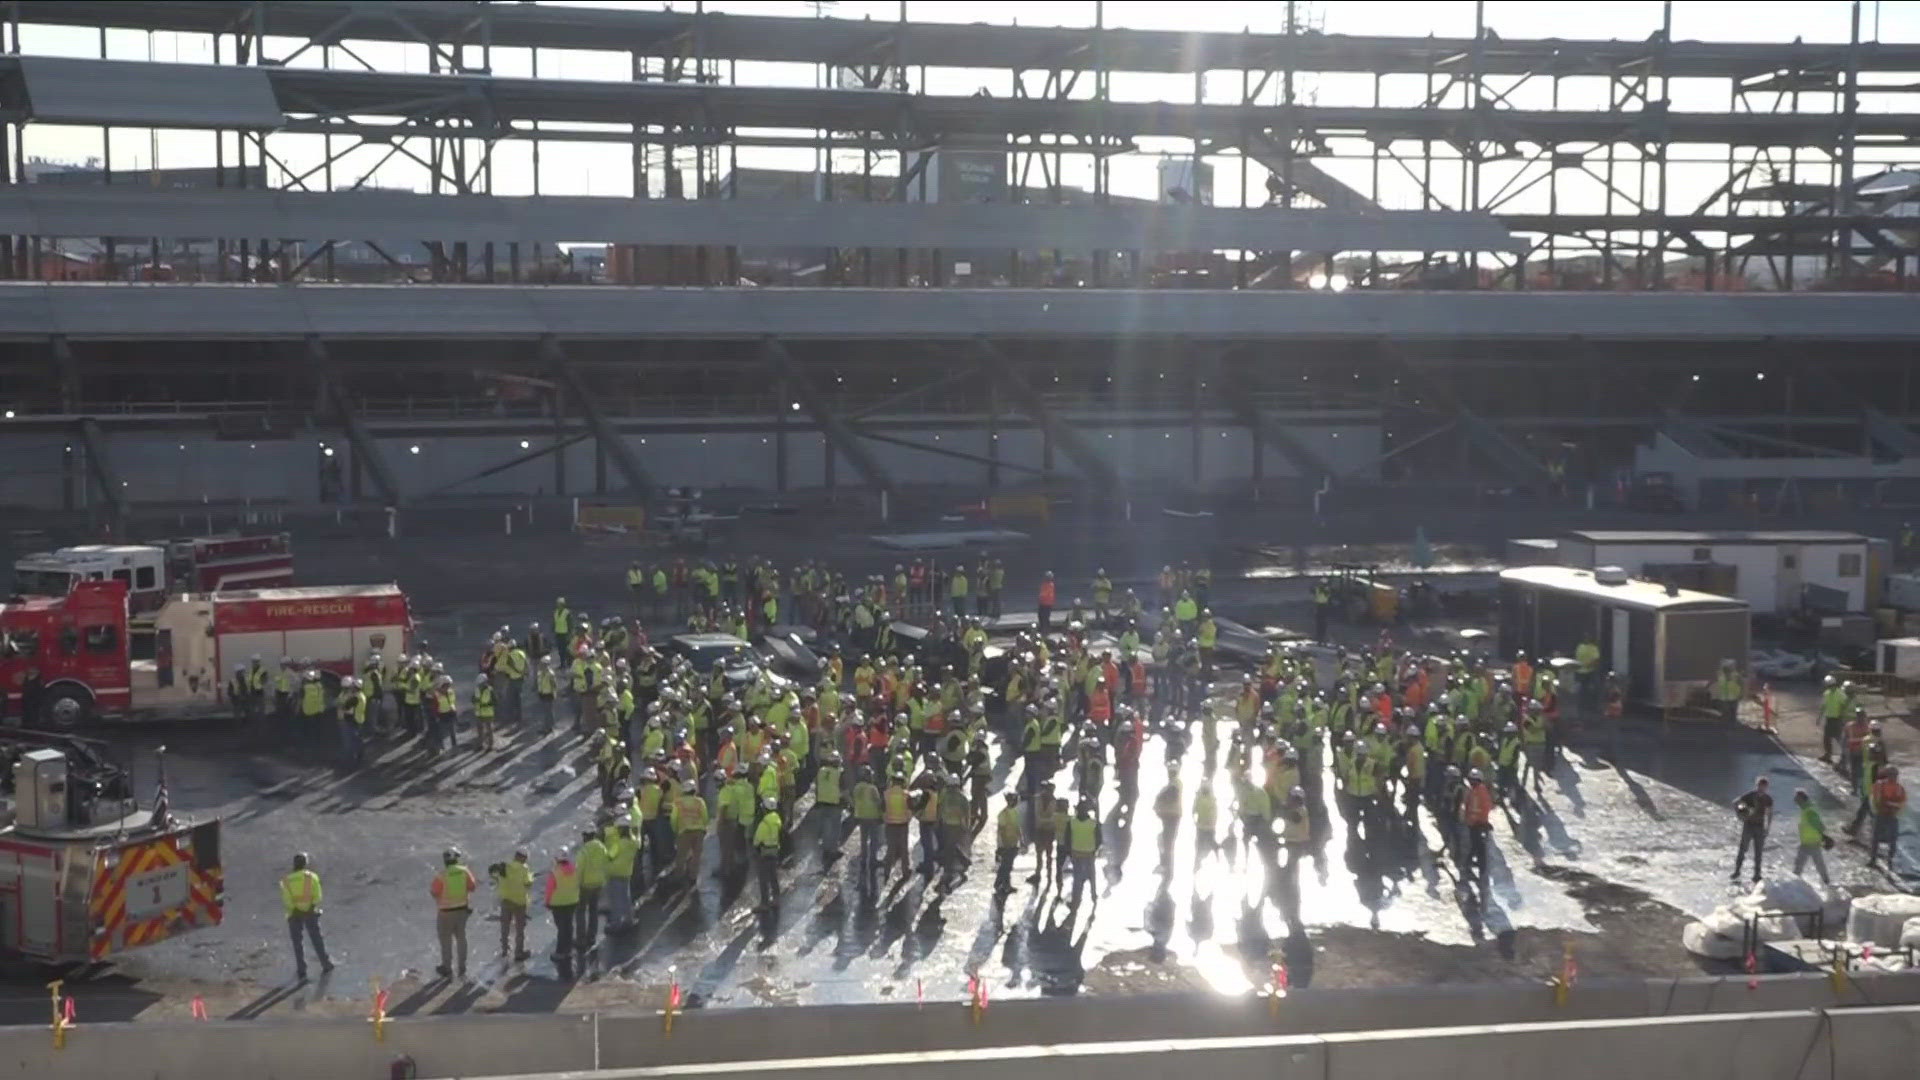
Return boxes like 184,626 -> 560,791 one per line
763,338 -> 896,492
307,336 -> 402,505
544,336 -> 654,500
975,338 -> 1120,492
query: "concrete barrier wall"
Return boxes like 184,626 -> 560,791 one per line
0,1012 -> 597,1080
595,971 -> 1920,1068
5,972 -> 1918,1080
487,1010 -> 1898,1080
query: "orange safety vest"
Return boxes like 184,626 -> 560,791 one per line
1513,661 -> 1533,696
1874,778 -> 1907,814
1129,661 -> 1148,696
1846,722 -> 1870,752
1038,581 -> 1056,607
1463,784 -> 1494,827
1088,686 -> 1112,723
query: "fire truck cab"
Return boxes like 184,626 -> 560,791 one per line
1,580 -> 412,728
11,533 -> 293,615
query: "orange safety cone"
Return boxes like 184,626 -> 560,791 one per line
191,996 -> 208,1021
368,979 -> 389,1042
1746,951 -> 1760,991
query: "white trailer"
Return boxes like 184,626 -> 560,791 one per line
1555,530 -> 1880,616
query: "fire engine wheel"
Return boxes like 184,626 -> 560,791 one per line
43,688 -> 93,730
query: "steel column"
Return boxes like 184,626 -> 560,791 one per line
73,416 -> 122,520
544,336 -> 655,500
763,337 -> 896,493
975,338 -> 1119,492
307,336 -> 402,505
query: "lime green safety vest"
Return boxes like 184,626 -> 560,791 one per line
816,765 -> 843,806
1068,815 -> 1098,856
438,866 -> 472,908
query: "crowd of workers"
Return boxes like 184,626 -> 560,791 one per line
269,556 -> 1909,986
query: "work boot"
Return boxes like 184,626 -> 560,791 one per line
320,959 -> 335,974
435,964 -> 452,978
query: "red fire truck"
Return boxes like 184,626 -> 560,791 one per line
11,533 -> 294,615
0,746 -> 223,963
0,580 -> 412,727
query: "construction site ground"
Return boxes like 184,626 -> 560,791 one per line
0,504 -> 1915,1025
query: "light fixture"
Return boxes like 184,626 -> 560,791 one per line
2,409 -> 13,419
1307,271 -> 1329,290
1755,372 -> 1766,381
409,445 -> 421,455
322,447 -> 335,458
520,439 -> 531,449
1329,274 -> 1349,292
790,402 -> 801,411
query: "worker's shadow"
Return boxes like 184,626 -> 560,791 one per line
890,894 -> 948,980
225,981 -> 303,1021
496,971 -> 576,1013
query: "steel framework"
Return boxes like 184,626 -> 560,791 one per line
0,1 -> 1918,509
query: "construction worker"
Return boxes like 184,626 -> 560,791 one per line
993,791 -> 1023,894
1153,774 -> 1182,869
430,847 -> 478,980
491,849 -> 534,962
717,764 -> 752,881
501,639 -> 528,723
1092,569 -> 1113,623
336,676 -> 367,767
1193,781 -> 1218,866
1277,787 -> 1310,922
1790,790 -> 1832,887
671,780 -> 710,885
227,664 -> 252,722
1312,581 -> 1331,641
361,654 -> 387,733
938,776 -> 971,883
574,828 -> 609,951
882,773 -> 913,882
814,751 -> 846,857
851,766 -> 883,892
1869,765 -> 1907,871
536,656 -> 558,732
606,824 -> 639,932
1065,800 -> 1101,908
281,852 -> 334,982
1731,776 -> 1773,883
472,674 -> 497,752
1712,659 -> 1744,724
1038,571 -> 1056,632
272,657 -> 293,721
553,596 -> 572,647
299,669 -> 327,744
1818,676 -> 1849,764
1458,769 -> 1495,898
544,847 -> 579,961
948,564 -> 969,617
1574,636 -> 1601,715
753,796 -> 784,910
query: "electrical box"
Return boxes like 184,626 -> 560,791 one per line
14,749 -> 67,831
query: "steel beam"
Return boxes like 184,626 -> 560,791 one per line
306,336 -> 403,505
763,338 -> 896,493
544,336 -> 655,500
975,338 -> 1120,492
73,417 -> 123,520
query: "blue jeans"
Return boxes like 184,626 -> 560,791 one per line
339,719 -> 363,766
